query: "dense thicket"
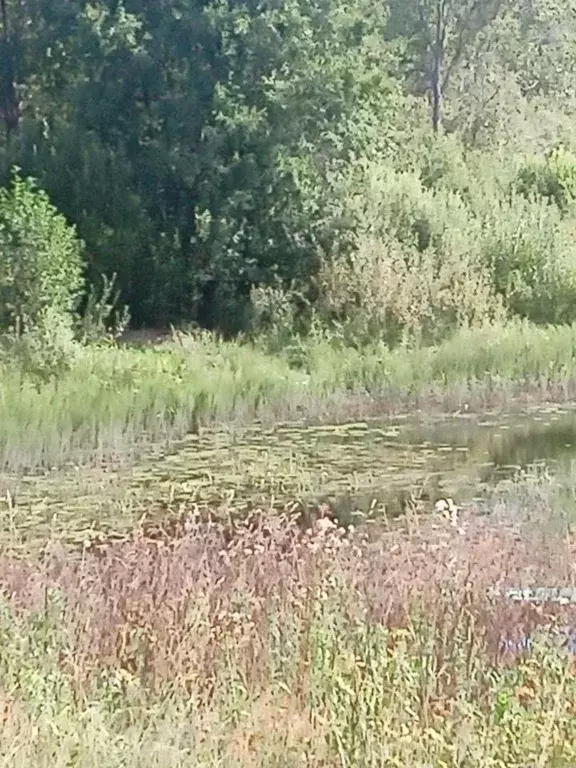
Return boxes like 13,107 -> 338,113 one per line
1,0 -> 576,338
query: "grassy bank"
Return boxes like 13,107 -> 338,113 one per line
2,472 -> 576,766
4,320 -> 576,473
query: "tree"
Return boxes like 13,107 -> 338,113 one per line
193,0 -> 401,330
0,0 -> 21,138
1,0 -> 223,325
0,0 -> 400,331
388,0 -> 505,133
0,169 -> 84,332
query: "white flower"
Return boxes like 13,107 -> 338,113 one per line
435,497 -> 459,527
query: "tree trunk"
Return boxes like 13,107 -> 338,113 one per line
430,1 -> 444,133
0,0 -> 20,138
431,66 -> 442,133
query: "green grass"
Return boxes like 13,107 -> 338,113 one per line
4,319 -> 576,473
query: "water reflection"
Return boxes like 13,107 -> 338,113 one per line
8,404 -> 576,550
325,407 -> 576,522
401,408 -> 576,479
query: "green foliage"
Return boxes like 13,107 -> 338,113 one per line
309,147 -> 576,343
312,160 -> 493,344
1,0 -> 576,342
516,147 -> 576,213
249,280 -> 302,353
0,170 -> 84,332
0,590 -> 73,717
0,306 -> 79,383
479,190 -> 576,323
1,0 -> 401,329
77,273 -> 131,345
191,0 -> 400,330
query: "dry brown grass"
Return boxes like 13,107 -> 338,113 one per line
2,504 -> 576,765
1,508 -> 575,692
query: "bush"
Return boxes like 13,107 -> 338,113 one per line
77,273 -> 130,345
0,306 -> 79,382
311,154 -> 576,341
515,147 -> 576,213
315,163 -> 504,345
479,191 -> 576,324
0,169 -> 84,333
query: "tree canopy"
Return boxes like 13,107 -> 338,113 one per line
1,0 -> 576,336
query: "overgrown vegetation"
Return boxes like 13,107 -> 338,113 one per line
4,2 -> 576,763
3,320 -> 576,473
2,475 -> 576,766
1,0 -> 576,337
1,0 -> 576,406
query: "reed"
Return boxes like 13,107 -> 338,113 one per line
3,320 -> 576,473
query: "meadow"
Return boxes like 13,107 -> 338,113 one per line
4,324 -> 576,764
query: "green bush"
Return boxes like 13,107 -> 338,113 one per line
310,153 -> 576,341
0,306 -> 79,382
314,162 -> 504,345
0,169 -> 85,332
515,147 -> 576,213
479,191 -> 576,324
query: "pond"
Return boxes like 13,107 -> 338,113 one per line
3,403 -> 576,552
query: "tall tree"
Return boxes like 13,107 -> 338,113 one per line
388,0 -> 505,132
194,0 -> 400,328
1,0 -> 400,330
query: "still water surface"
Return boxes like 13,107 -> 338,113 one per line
5,403 -> 576,551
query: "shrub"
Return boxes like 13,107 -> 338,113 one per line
77,273 -> 130,345
515,147 -> 576,213
0,169 -> 84,333
0,306 -> 79,382
313,153 -> 576,340
479,191 -> 576,324
315,163 -> 504,345
317,233 -> 504,346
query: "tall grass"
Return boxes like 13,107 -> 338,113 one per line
2,483 -> 576,766
300,320 -> 576,392
0,334 -> 309,471
4,320 -> 576,472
